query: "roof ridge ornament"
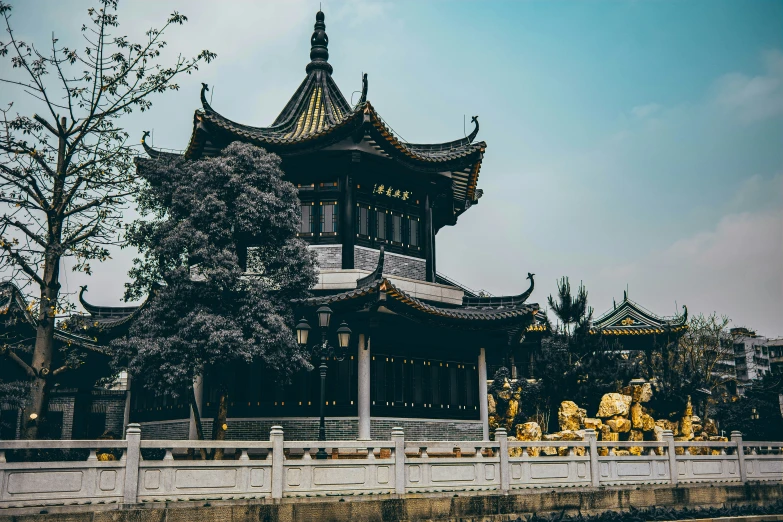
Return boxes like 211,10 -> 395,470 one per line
306,10 -> 332,74
200,83 -> 213,112
468,115 -> 479,142
358,73 -> 368,105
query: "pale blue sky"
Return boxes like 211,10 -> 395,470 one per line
3,1 -> 782,335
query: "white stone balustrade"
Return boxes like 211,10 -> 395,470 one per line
2,424 -> 783,508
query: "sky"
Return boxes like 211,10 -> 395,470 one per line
2,0 -> 782,336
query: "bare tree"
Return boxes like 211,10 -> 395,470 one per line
0,0 -> 214,438
652,313 -> 737,421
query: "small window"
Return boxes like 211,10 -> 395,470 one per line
392,214 -> 402,243
320,181 -> 338,190
321,202 -> 338,234
297,183 -> 315,190
376,210 -> 386,240
357,206 -> 369,236
409,218 -> 419,246
299,204 -> 314,234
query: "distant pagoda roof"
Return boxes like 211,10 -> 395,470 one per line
590,291 -> 688,336
141,10 -> 486,216
0,281 -> 111,354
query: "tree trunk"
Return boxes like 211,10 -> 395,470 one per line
189,388 -> 207,460
21,255 -> 61,439
21,131 -> 66,440
211,391 -> 228,460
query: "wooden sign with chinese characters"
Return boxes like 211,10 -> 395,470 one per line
373,184 -> 412,201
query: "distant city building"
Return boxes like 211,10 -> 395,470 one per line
765,337 -> 783,375
731,328 -> 772,393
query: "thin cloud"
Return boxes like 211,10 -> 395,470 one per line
713,49 -> 783,123
631,103 -> 661,119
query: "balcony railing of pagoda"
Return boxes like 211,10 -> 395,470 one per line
2,426 -> 783,509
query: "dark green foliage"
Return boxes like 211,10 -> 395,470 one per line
547,277 -> 591,339
534,277 -> 637,427
0,378 -> 29,409
714,373 -> 783,440
111,142 -> 318,406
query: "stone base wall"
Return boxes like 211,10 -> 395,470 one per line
3,483 -> 782,522
355,246 -> 426,281
138,417 -> 482,441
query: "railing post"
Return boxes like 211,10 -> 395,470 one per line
271,426 -> 284,499
731,431 -> 747,483
663,429 -> 677,486
123,423 -> 141,504
495,428 -> 509,493
392,427 -> 405,495
584,428 -> 600,487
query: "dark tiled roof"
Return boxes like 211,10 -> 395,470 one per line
294,247 -> 538,329
0,281 -> 111,353
142,10 -> 487,214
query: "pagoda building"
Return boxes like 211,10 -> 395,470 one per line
116,10 -> 539,441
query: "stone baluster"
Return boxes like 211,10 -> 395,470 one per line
123,423 -> 141,504
164,449 -> 174,461
392,427 -> 405,495
663,430 -> 677,486
731,431 -> 746,483
584,429 -> 599,488
0,449 -> 5,463
367,447 -> 375,461
271,426 -> 285,499
239,449 -> 249,461
302,448 -> 311,460
495,428 -> 509,493
420,446 -> 429,458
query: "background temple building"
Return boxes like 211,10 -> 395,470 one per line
1,11 -> 688,442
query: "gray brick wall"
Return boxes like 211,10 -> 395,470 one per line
139,420 -> 190,440
310,245 -> 342,269
138,417 -> 482,441
354,246 -> 426,281
48,396 -> 75,440
91,394 -> 126,436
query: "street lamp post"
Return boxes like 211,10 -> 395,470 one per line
296,306 -> 352,459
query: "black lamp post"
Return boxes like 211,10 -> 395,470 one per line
296,306 -> 352,459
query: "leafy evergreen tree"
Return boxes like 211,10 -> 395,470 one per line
535,277 -> 639,428
111,142 -> 317,456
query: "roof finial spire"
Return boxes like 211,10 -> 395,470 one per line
307,9 -> 332,74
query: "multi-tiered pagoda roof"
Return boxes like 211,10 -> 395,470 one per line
142,10 -> 486,222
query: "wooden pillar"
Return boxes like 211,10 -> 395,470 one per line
357,334 -> 371,440
122,374 -> 132,434
478,347 -> 489,441
188,375 -> 204,440
423,194 -> 435,282
341,168 -> 355,269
